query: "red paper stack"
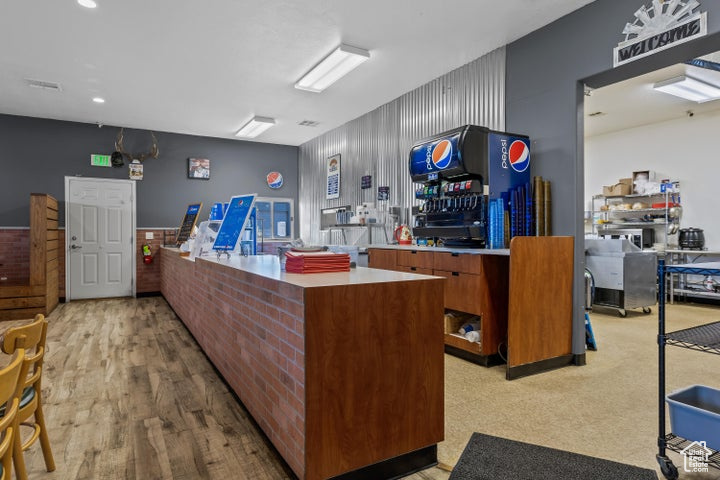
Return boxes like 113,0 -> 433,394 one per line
284,251 -> 351,273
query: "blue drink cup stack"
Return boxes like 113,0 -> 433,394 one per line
210,202 -> 224,221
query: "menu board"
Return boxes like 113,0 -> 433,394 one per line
175,203 -> 203,246
212,194 -> 256,252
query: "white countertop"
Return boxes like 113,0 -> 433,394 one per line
367,244 -> 510,256
164,247 -> 441,288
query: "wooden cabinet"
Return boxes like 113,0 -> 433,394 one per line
433,270 -> 483,315
368,248 -> 397,270
397,250 -> 434,269
368,239 -> 574,379
433,251 -> 483,275
369,248 -> 501,364
396,265 -> 433,275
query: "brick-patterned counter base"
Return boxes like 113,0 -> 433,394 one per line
161,250 -> 306,476
160,249 -> 445,480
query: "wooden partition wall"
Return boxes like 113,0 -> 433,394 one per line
0,194 -> 59,321
507,236 -> 574,379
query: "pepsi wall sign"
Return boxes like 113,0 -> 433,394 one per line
266,171 -> 283,189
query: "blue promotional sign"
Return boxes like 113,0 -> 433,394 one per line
213,194 -> 257,252
487,132 -> 531,199
408,132 -> 463,178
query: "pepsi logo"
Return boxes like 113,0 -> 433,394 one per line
266,171 -> 284,189
431,140 -> 453,170
508,140 -> 530,173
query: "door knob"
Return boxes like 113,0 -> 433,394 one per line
71,244 -> 82,250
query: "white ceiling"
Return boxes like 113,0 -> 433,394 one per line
585,52 -> 720,137
0,0 -> 595,146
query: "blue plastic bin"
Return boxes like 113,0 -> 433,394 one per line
667,384 -> 720,451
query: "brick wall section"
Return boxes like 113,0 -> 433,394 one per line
136,229 -> 174,294
161,249 -> 306,478
0,228 -> 168,296
0,229 -> 31,284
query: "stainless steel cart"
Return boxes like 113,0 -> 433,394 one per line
585,238 -> 657,317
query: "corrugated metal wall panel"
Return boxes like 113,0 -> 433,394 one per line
299,47 -> 505,245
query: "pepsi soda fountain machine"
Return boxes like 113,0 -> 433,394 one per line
408,125 -> 531,247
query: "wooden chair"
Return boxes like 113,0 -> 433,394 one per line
1,315 -> 55,480
0,345 -> 28,480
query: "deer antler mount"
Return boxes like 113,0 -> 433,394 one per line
114,128 -> 160,163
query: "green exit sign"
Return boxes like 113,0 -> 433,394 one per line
91,154 -> 111,167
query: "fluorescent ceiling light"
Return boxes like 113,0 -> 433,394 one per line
295,44 -> 370,93
92,97 -> 105,103
235,116 -> 275,138
77,0 -> 97,8
653,75 -> 720,103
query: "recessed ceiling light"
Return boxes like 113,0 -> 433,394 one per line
235,116 -> 275,138
78,0 -> 97,8
92,97 -> 105,103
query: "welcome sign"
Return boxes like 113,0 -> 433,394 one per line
614,0 -> 707,67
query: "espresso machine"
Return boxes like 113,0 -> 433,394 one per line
409,125 -> 531,247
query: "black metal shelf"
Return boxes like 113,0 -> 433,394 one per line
665,434 -> 720,470
666,321 -> 720,355
657,259 -> 720,478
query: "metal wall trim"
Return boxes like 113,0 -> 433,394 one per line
299,47 -> 506,244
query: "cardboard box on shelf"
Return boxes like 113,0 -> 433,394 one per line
603,182 -> 632,197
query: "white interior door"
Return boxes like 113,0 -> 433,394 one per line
65,177 -> 135,300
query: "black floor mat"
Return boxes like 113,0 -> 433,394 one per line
449,432 -> 658,480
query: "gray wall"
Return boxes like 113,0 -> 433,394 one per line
299,48 -> 505,245
506,0 -> 720,355
0,114 -> 298,228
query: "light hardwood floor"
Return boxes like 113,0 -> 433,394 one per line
14,297 -> 449,480
12,297 -> 720,479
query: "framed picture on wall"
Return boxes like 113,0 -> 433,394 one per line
326,154 -> 341,199
188,158 -> 210,179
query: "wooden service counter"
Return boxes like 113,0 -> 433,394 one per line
161,248 -> 444,480
369,236 -> 575,379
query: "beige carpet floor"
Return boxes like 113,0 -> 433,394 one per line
436,302 -> 720,479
